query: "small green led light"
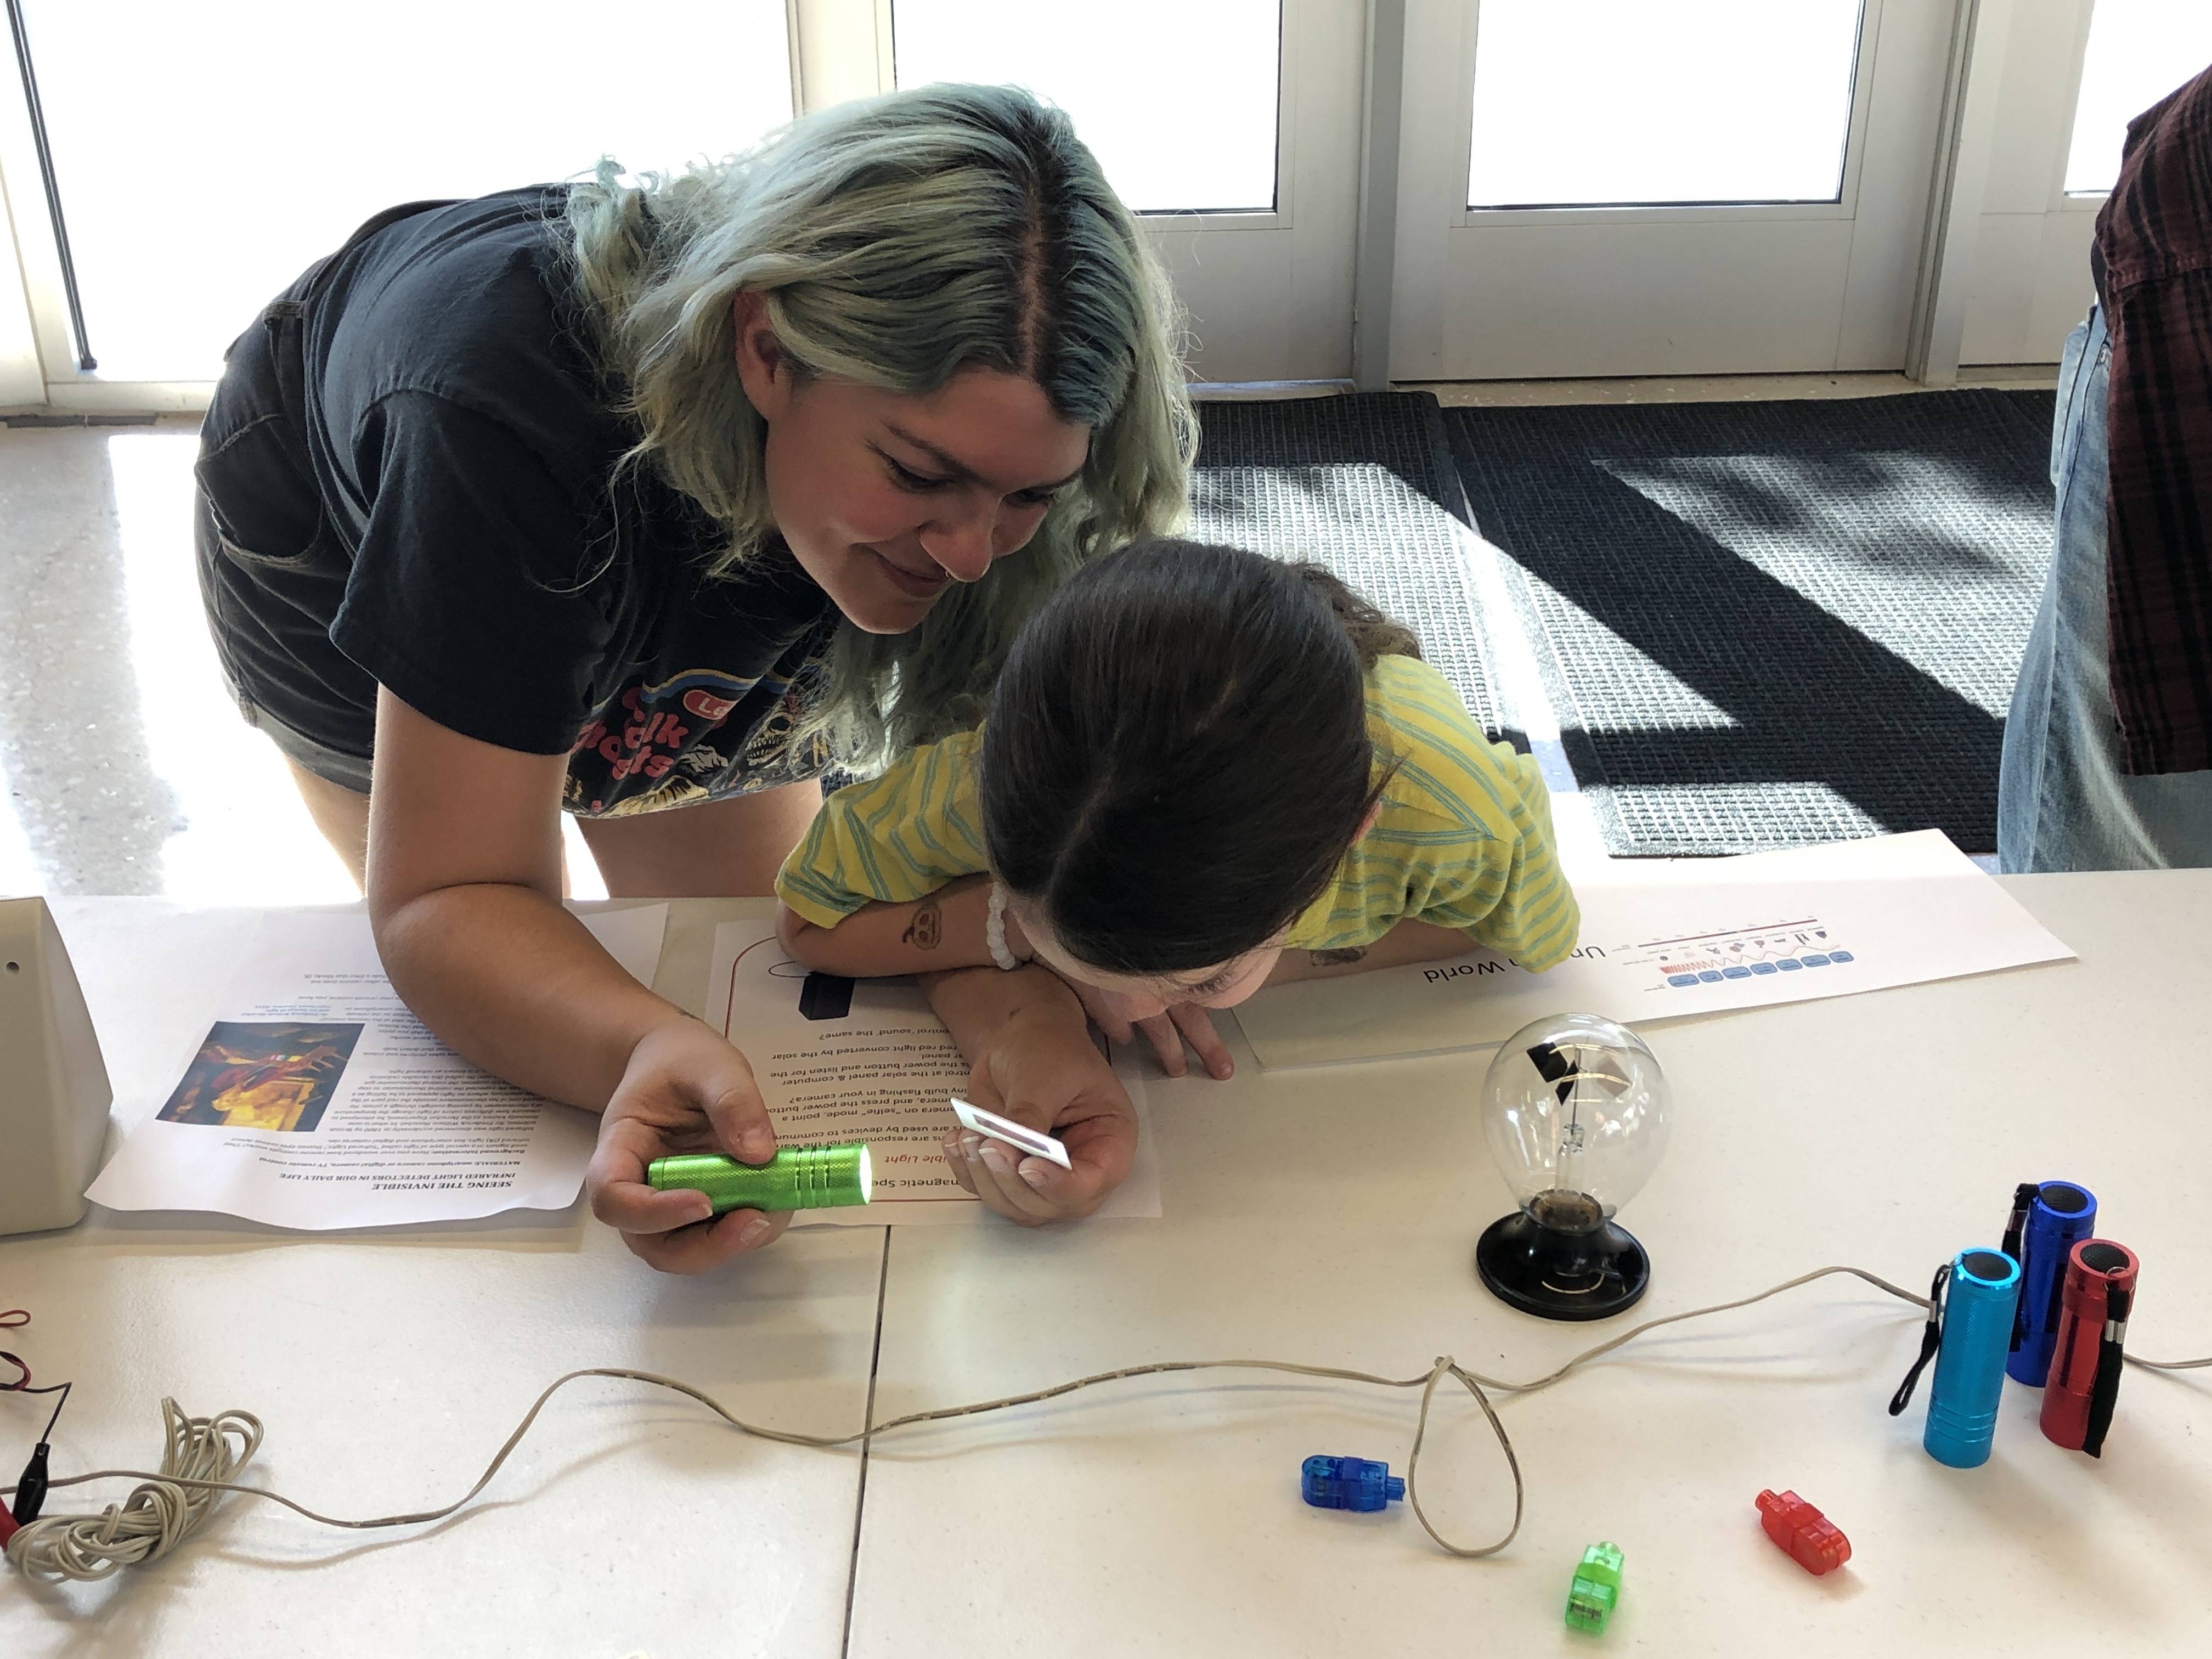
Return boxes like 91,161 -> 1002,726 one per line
646,1144 -> 872,1213
1565,1541 -> 1623,1634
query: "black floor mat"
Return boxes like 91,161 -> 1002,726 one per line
1445,392 -> 2056,855
2003,387 -> 2059,440
1189,393 -> 1516,747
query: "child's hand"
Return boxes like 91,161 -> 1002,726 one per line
941,1000 -> 1138,1226
1056,976 -> 1234,1081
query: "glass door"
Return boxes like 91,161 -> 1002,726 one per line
3,0 -> 1361,403
0,0 -> 796,407
2063,0 -> 2212,191
823,0 -> 1365,386
1959,0 -> 2212,366
1391,0 -> 1962,379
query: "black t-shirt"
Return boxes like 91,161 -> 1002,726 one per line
197,187 -> 840,816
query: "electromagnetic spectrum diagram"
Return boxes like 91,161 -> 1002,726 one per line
1613,916 -> 1858,992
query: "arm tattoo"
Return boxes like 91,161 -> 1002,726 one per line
901,901 -> 944,950
1308,946 -> 1368,967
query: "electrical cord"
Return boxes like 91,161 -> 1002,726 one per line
3,1306 -> 75,1548
4,1266 -> 2207,1583
4,1402 -> 259,1582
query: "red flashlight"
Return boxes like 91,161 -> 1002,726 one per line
2039,1239 -> 2139,1457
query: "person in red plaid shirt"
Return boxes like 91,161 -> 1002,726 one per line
2001,63 -> 2212,870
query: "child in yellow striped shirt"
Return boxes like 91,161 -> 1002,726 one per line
774,539 -> 1579,1223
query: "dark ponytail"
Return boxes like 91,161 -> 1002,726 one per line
1289,562 -> 1423,670
979,538 -> 1413,975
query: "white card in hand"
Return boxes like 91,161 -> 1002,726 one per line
950,1096 -> 1074,1169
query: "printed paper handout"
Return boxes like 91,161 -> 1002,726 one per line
1233,831 -> 2075,1069
85,906 -> 668,1228
708,921 -> 1161,1223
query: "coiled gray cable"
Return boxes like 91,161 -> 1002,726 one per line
7,1399 -> 261,1581
6,1265 -> 2203,1583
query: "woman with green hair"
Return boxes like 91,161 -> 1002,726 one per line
193,83 -> 1191,1269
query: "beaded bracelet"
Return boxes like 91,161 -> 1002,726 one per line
985,880 -> 1024,971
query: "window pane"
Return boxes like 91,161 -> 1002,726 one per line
18,1 -> 792,382
1468,1 -> 1864,209
893,0 -> 1279,213
2064,1 -> 2212,195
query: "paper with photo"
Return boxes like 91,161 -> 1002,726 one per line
1233,831 -> 2074,1069
85,906 -> 668,1228
708,920 -> 1160,1224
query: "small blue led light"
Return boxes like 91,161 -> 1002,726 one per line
1301,1455 -> 1404,1512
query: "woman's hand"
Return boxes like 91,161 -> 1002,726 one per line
932,980 -> 1139,1226
584,1015 -> 792,1273
1054,974 -> 1234,1081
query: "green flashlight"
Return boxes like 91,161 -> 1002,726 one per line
646,1144 -> 873,1213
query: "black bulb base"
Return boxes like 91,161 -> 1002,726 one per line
1475,1206 -> 1650,1322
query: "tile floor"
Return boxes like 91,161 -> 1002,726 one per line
1,409 -> 1999,906
0,420 -> 607,904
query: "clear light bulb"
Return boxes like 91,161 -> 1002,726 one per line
1476,1013 -> 1672,1321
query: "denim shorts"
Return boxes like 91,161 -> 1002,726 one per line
224,676 -> 375,795
196,200 -> 454,801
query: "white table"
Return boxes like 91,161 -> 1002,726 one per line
846,871 -> 2212,1657
5,877 -> 2209,1657
3,900 -> 881,1659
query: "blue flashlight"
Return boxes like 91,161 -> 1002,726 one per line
1924,1249 -> 2022,1469
2002,1180 -> 2097,1386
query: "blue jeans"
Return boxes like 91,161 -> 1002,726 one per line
1997,306 -> 2212,871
